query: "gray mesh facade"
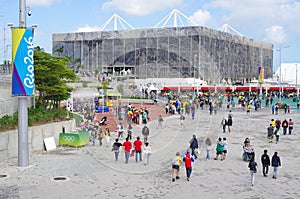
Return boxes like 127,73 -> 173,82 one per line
52,26 -> 273,83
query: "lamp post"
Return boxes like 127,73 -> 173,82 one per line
8,0 -> 36,167
193,55 -> 196,99
296,64 -> 298,88
0,15 -> 6,63
278,45 -> 290,102
296,64 -> 299,97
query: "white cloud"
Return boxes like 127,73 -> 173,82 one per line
27,0 -> 61,6
189,9 -> 211,26
264,25 -> 287,44
75,25 -> 101,33
202,0 -> 300,41
102,0 -> 183,16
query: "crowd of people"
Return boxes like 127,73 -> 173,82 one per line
73,89 -> 297,187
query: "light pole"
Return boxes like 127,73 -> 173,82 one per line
193,55 -> 196,99
8,0 -> 36,167
296,64 -> 298,87
278,45 -> 290,102
0,15 -> 6,63
296,64 -> 298,97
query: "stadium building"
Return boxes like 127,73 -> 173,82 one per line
52,10 -> 273,84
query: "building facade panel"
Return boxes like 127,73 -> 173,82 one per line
52,26 -> 273,83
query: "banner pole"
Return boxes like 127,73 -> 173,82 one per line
18,0 -> 29,167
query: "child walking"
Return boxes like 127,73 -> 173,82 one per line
205,138 -> 212,160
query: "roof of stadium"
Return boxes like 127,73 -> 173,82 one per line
99,9 -> 243,37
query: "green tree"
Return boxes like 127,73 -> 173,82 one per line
34,49 -> 76,109
101,79 -> 110,94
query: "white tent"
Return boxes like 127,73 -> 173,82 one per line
147,84 -> 159,91
275,63 -> 300,85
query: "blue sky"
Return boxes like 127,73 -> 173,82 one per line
1,0 -> 300,71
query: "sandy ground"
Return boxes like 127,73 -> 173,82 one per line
0,103 -> 300,199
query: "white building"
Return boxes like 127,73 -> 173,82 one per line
274,63 -> 300,85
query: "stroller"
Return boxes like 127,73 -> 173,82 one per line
99,116 -> 107,126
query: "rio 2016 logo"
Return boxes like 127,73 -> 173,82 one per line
23,35 -> 34,89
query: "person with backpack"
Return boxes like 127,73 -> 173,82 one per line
261,149 -> 270,177
248,158 -> 258,186
183,151 -> 195,181
142,125 -> 150,142
189,135 -> 199,159
272,152 -> 281,179
282,119 -> 288,135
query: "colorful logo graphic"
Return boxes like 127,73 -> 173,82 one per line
258,66 -> 264,83
11,28 -> 35,95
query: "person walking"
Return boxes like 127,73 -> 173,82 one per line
133,136 -> 143,162
221,137 -> 228,161
157,115 -> 164,129
172,152 -> 182,182
112,138 -> 122,161
143,142 -> 152,166
183,151 -> 195,181
90,129 -> 96,146
142,125 -> 150,143
247,103 -> 251,115
220,117 -> 227,133
271,104 -> 275,114
117,122 -> 124,138
191,104 -> 196,120
97,128 -> 104,146
127,123 -> 133,140
179,113 -> 185,128
271,152 -> 281,179
205,137 -> 212,160
261,149 -> 270,177
165,103 -> 169,114
214,137 -> 224,160
189,135 -> 199,159
248,158 -> 258,186
282,119 -> 288,135
105,128 -> 110,145
274,127 -> 281,144
288,118 -> 294,135
122,138 -> 132,164
227,111 -> 233,133
267,124 -> 274,143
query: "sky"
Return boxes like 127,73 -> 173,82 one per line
0,0 -> 300,71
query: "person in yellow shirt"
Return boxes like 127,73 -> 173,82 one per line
270,119 -> 275,128
172,152 -> 182,182
247,104 -> 251,115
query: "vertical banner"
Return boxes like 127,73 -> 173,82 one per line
258,66 -> 264,83
11,28 -> 34,95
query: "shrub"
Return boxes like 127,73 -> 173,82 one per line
0,107 -> 70,132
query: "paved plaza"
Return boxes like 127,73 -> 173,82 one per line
0,103 -> 299,198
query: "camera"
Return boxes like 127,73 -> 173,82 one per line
28,10 -> 31,16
